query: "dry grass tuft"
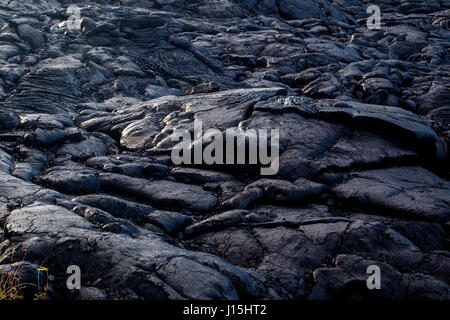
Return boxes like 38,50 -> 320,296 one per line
0,249 -> 49,300
0,263 -> 25,300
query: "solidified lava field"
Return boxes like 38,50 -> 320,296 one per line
0,0 -> 449,300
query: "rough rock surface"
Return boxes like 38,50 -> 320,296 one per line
0,0 -> 449,300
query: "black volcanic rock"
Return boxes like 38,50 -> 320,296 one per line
0,0 -> 449,301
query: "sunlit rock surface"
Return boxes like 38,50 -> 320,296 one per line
0,0 -> 449,300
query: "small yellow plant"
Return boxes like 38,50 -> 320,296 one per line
34,266 -> 49,300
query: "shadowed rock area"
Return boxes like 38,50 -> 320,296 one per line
0,0 -> 449,300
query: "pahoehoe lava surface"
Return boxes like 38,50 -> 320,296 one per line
0,0 -> 449,300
